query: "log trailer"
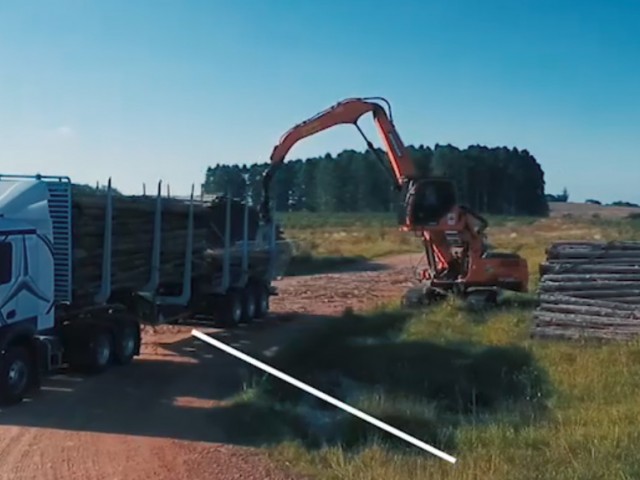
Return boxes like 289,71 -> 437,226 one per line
0,174 -> 285,405
260,96 -> 529,305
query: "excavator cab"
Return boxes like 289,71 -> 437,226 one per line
400,178 -> 458,228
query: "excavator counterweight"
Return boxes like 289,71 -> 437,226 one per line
260,97 -> 529,306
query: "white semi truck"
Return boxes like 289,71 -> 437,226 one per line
0,174 -> 285,405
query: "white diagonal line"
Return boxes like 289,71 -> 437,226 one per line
191,329 -> 457,464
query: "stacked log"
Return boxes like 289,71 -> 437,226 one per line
533,241 -> 640,340
70,189 -> 281,305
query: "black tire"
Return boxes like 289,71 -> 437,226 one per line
401,286 -> 426,308
113,320 -> 139,365
401,285 -> 448,308
69,326 -> 113,374
0,346 -> 33,406
87,328 -> 113,373
240,287 -> 257,324
253,282 -> 270,319
464,290 -> 498,310
222,290 -> 243,327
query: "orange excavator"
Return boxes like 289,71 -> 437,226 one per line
260,97 -> 529,305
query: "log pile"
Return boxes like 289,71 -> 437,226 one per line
532,241 -> 640,340
70,189 -> 283,305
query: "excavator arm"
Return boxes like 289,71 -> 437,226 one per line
258,95 -> 529,304
260,97 -> 418,221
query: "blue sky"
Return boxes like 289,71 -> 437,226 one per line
1,0 -> 638,203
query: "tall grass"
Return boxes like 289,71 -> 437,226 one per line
234,301 -> 640,479
280,213 -> 423,275
279,212 -> 545,276
220,213 -> 640,479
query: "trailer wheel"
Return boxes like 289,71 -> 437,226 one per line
222,290 -> 243,327
240,287 -> 256,324
0,346 -> 32,405
253,283 -> 270,319
113,321 -> 139,365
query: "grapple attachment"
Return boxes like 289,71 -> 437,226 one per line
399,178 -> 458,229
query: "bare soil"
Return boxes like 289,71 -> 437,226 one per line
0,253 -> 421,480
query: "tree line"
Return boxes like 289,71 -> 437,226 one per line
548,189 -> 639,209
202,144 -> 550,216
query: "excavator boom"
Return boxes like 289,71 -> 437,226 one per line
269,97 -> 416,183
261,97 -> 416,220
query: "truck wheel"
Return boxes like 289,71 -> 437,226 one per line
253,283 -> 270,319
223,290 -> 243,327
113,321 -> 138,365
80,327 -> 113,374
240,287 -> 256,324
0,346 -> 32,405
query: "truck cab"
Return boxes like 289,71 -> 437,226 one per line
0,175 -> 141,405
0,178 -> 58,404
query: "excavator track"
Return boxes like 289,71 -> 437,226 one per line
400,285 -> 447,308
401,284 -> 499,310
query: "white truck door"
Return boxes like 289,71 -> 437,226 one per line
18,234 -> 55,330
0,239 -> 20,327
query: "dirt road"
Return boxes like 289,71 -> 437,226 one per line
0,254 -> 421,480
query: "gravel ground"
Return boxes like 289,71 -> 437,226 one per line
0,253 -> 421,480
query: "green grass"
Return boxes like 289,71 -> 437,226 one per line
278,211 -> 555,276
586,217 -> 640,241
278,212 -> 541,230
482,214 -> 541,228
218,301 -> 640,479
278,212 -> 400,230
279,212 -> 545,276
214,212 -> 640,478
280,212 -> 424,275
